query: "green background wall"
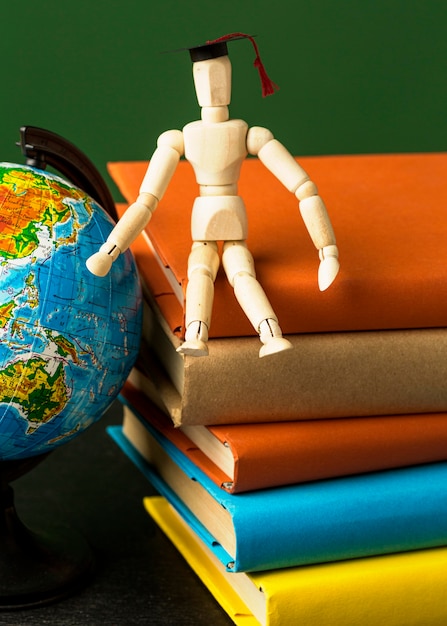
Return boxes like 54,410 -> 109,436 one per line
1,1 -> 446,199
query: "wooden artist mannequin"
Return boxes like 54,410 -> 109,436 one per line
86,34 -> 340,357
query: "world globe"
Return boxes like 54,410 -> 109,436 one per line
0,162 -> 142,462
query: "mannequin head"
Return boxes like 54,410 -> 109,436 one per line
192,55 -> 232,108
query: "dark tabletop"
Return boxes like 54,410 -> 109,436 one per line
0,401 -> 233,625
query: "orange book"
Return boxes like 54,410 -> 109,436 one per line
120,382 -> 447,493
109,153 -> 447,338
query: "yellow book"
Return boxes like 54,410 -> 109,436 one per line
145,496 -> 447,626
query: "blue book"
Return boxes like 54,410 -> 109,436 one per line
108,406 -> 447,573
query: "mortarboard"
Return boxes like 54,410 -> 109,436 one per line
186,32 -> 279,97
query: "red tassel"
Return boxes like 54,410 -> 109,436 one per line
206,32 -> 279,97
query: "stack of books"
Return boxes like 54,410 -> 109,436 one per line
108,153 -> 447,625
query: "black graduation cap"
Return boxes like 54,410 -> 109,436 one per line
184,32 -> 279,97
188,34 -> 247,62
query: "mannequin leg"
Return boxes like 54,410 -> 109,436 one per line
177,241 -> 219,356
222,241 -> 292,357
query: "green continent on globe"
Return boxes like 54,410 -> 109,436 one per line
0,357 -> 68,434
0,300 -> 17,328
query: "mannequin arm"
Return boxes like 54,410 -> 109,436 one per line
247,127 -> 339,290
86,130 -> 184,277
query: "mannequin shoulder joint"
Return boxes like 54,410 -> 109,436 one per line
246,126 -> 274,155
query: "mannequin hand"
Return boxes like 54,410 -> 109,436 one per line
318,245 -> 339,291
86,243 -> 120,277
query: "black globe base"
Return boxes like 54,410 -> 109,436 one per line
0,458 -> 95,611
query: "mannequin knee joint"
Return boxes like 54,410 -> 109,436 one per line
187,242 -> 219,280
222,241 -> 256,286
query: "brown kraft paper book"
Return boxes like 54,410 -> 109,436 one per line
130,294 -> 447,425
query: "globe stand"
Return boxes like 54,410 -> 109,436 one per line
0,457 -> 95,610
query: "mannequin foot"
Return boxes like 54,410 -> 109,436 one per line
177,339 -> 209,357
260,336 -> 293,357
176,321 -> 209,357
258,319 -> 292,358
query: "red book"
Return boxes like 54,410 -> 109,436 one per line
121,382 -> 447,494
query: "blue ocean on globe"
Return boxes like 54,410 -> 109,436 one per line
0,162 -> 142,461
